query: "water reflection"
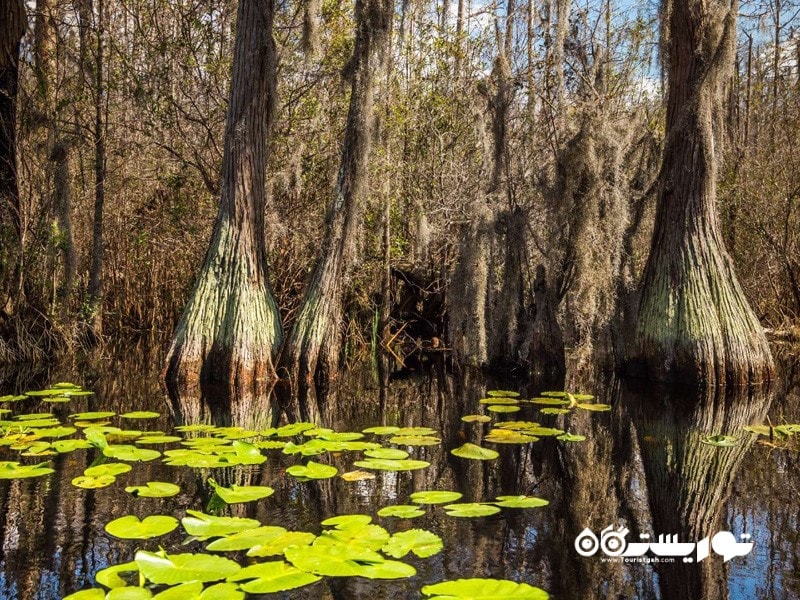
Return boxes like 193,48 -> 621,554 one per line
0,357 -> 798,599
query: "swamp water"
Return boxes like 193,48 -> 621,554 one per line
0,356 -> 798,600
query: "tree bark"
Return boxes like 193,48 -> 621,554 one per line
164,0 -> 283,426
629,0 -> 774,385
0,0 -> 26,319
278,0 -> 392,421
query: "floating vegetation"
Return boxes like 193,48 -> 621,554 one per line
126,481 -> 181,498
421,578 -> 549,599
443,503 -> 501,518
487,405 -> 521,413
208,478 -> 274,503
479,397 -> 519,405
410,490 -> 463,504
382,529 -> 443,558
494,495 -> 549,508
352,458 -> 430,471
0,461 -> 54,479
377,505 -> 426,518
286,460 -> 338,480
339,470 -> 376,481
701,434 -> 738,447
451,443 -> 499,460
105,515 -> 180,539
461,414 -> 492,423
487,390 -> 520,397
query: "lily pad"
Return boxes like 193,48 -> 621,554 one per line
487,390 -> 520,397
388,435 -> 441,446
340,470 -> 376,481
125,481 -> 181,498
494,495 -> 550,508
103,445 -> 161,462
421,578 -> 549,599
451,443 -> 499,460
701,434 -> 738,447
120,411 -> 161,419
208,478 -> 274,503
182,510 -> 261,540
70,411 -> 117,420
479,397 -> 520,405
353,458 -> 430,471
151,582 -> 204,599
530,397 -> 571,405
461,415 -> 492,423
205,526 -> 288,552
377,505 -> 426,518
362,426 -> 400,435
135,436 -> 181,445
105,515 -> 179,539
0,461 -> 54,479
443,503 -> 501,518
246,531 -> 317,557
52,439 -> 94,453
135,550 -> 241,585
85,463 -> 132,477
231,561 -> 321,594
286,461 -> 338,480
576,403 -> 611,412
63,591 -> 105,600
487,405 -> 521,413
410,490 -> 463,504
95,561 -> 139,589
284,544 -> 416,579
539,407 -> 571,415
556,433 -> 586,442
73,474 -> 116,489
275,422 -> 316,437
321,514 -> 373,527
382,529 -> 443,558
106,586 -> 152,600
364,447 -> 409,459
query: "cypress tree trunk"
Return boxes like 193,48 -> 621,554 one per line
0,0 -> 26,321
630,0 -> 774,386
164,0 -> 283,426
279,0 -> 392,420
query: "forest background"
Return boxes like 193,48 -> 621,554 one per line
1,0 -> 798,415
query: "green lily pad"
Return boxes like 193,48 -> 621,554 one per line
106,586 -> 152,600
85,463 -> 132,477
353,458 -> 430,471
479,397 -> 519,405
556,433 -> 586,442
340,470 -> 376,481
208,478 -> 274,503
151,582 -> 204,599
539,391 -> 567,397
576,403 -> 611,412
135,436 -> 181,445
286,460 -> 338,480
70,411 -> 117,420
125,481 -> 181,498
382,529 -> 443,558
275,422 -> 316,437
96,561 -> 139,589
197,583 -> 243,599
530,397 -> 571,405
494,495 -> 550,508
316,522 -> 391,552
205,526 -> 288,552
120,411 -> 160,419
388,435 -> 441,446
394,427 -> 438,436
451,443 -> 499,460
52,439 -> 94,453
256,440 -> 288,450
539,407 -> 571,415
103,445 -> 161,462
228,561 -> 321,594
421,578 -> 549,599
362,426 -> 400,435
181,510 -> 261,540
409,490 -> 463,504
135,550 -> 241,585
63,591 -> 105,600
364,448 -> 410,459
487,390 -> 520,397
701,434 -> 738,447
377,505 -> 426,518
73,474 -> 116,489
443,503 -> 501,518
461,415 -> 492,423
284,544 -> 416,579
105,515 -> 179,539
0,461 -> 54,479
487,405 -> 521,413
485,430 -> 539,444
321,514 -> 373,527
30,426 -> 76,438
246,531 -> 317,557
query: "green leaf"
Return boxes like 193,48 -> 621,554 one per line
451,443 -> 499,460
382,529 -> 443,558
95,561 -> 138,589
388,435 -> 441,446
539,408 -> 571,415
353,458 -> 430,471
421,578 -> 549,599
576,403 -> 611,412
105,515 -> 179,539
530,397 -> 571,405
321,514 -> 373,527
487,405 -> 521,413
245,531 -> 317,557
0,461 -> 54,479
315,523 -> 391,552
52,439 -> 94,453
377,505 -> 426,518
135,435 -> 182,445
62,590 -> 106,600
135,550 -> 241,585
362,426 -> 400,435
487,390 -> 520,397
539,391 -> 567,397
120,411 -> 161,419
181,510 -> 261,540
340,470 -> 376,481
151,582 -> 204,599
443,503 -> 501,518
284,544 -> 416,579
205,526 -> 288,552
199,582 -> 243,600
275,422 -> 316,437
485,430 -> 539,444
494,495 -> 550,508
556,433 -> 586,442
125,481 -> 181,498
394,427 -> 438,436
409,490 -> 463,504
70,411 -> 117,420
286,461 -> 338,480
229,561 -> 321,594
479,397 -> 520,405
72,474 -> 116,489
208,478 -> 274,503
461,415 -> 492,423
85,462 -> 132,477
106,586 -> 152,600
364,447 -> 409,459
701,434 -> 738,447
103,445 -> 161,462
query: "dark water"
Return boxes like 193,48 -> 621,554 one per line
0,351 -> 799,600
